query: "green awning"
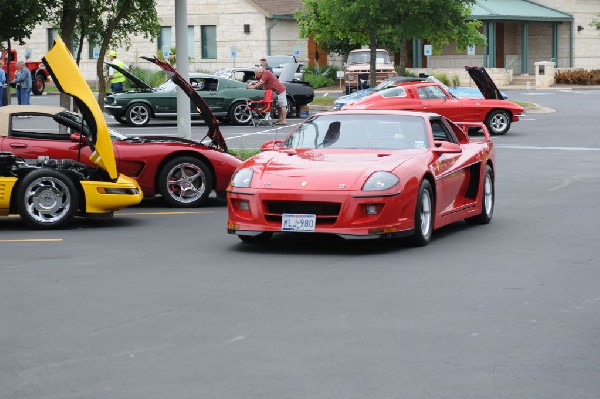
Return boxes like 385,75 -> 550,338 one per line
469,0 -> 573,22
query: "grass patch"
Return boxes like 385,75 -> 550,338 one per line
229,148 -> 260,160
311,96 -> 335,106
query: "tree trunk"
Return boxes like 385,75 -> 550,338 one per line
59,0 -> 77,112
96,0 -> 134,111
369,32 -> 378,88
6,39 -> 11,105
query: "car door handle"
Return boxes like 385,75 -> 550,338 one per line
10,143 -> 27,148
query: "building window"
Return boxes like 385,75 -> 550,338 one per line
48,28 -> 80,57
201,25 -> 216,59
158,26 -> 173,54
47,28 -> 59,50
89,43 -> 101,60
188,25 -> 195,59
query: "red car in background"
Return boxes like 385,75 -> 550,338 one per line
342,81 -> 524,135
227,110 -> 495,246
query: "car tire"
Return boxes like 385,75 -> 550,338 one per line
485,109 -> 510,135
125,103 -> 152,127
286,95 -> 295,117
157,156 -> 213,207
410,179 -> 434,246
228,101 -> 252,125
17,169 -> 78,229
238,232 -> 273,243
466,165 -> 494,225
273,95 -> 295,118
32,74 -> 45,95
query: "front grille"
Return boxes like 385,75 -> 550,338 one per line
264,201 -> 341,225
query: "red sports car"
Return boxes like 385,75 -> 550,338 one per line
227,110 -> 495,245
342,81 -> 524,135
0,104 -> 242,207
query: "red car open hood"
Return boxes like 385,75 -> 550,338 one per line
248,150 -> 420,191
141,56 -> 228,152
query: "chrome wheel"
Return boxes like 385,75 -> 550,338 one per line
126,103 -> 151,126
158,157 -> 213,208
410,179 -> 434,246
229,102 -> 252,125
466,165 -> 494,225
483,172 -> 493,216
485,110 -> 510,135
420,189 -> 432,238
17,169 -> 78,228
166,163 -> 206,204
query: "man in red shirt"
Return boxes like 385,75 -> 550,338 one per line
248,66 -> 287,125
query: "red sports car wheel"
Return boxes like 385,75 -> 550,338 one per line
466,165 -> 494,225
157,157 -> 212,207
410,179 -> 434,246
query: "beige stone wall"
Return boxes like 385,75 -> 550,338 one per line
535,0 -> 600,69
6,0 -> 308,81
7,0 -> 600,83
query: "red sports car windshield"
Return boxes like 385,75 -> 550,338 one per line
284,114 -> 430,150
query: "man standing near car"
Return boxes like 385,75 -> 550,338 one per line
248,66 -> 287,125
12,61 -> 32,106
259,57 -> 273,73
106,51 -> 126,93
0,61 -> 6,106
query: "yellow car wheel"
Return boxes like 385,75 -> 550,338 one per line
17,169 -> 79,229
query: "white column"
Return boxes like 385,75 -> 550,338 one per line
175,0 -> 191,139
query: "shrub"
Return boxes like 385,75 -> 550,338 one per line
432,73 -> 450,86
555,69 -> 600,85
127,65 -> 167,88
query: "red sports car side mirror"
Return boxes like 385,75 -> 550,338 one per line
260,140 -> 284,151
433,141 -> 462,154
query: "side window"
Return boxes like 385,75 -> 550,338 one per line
204,78 -> 218,91
10,115 -> 71,140
418,86 -> 447,100
190,78 -> 205,90
430,119 -> 457,143
380,86 -> 407,98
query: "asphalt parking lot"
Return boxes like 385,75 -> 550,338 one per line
1,88 -> 599,399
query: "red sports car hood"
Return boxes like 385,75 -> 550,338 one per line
246,149 -> 424,190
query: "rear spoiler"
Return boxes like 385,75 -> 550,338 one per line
455,122 -> 491,141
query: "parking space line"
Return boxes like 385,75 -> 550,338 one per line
0,238 -> 63,243
117,211 -> 215,216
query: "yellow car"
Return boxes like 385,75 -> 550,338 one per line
0,36 -> 143,229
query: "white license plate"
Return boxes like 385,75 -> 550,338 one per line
282,213 -> 316,232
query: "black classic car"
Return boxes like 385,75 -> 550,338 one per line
213,67 -> 314,116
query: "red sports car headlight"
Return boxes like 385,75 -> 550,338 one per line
362,171 -> 400,191
231,168 -> 254,188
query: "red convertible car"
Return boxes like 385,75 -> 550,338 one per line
0,105 -> 242,207
227,110 -> 495,245
342,81 -> 524,135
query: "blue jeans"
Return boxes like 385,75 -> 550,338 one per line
0,85 -> 4,106
19,88 -> 31,105
16,87 -> 22,105
111,82 -> 124,93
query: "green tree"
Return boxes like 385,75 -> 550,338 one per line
0,0 -> 55,104
296,0 -> 486,86
46,0 -> 159,110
